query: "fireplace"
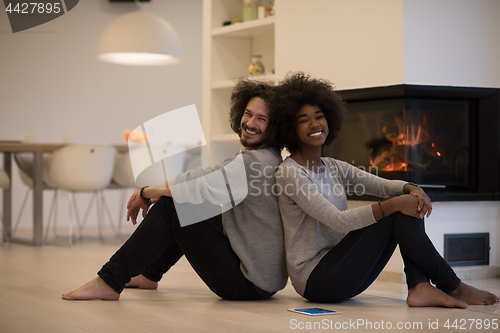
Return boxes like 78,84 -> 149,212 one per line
322,85 -> 500,201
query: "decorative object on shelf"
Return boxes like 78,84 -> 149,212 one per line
243,0 -> 258,22
258,6 -> 273,19
96,12 -> 182,66
257,0 -> 274,19
248,55 -> 265,76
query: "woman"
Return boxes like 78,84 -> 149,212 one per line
273,72 -> 498,307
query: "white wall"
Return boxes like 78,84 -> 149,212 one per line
275,0 -> 404,89
0,0 -> 203,229
427,202 -> 500,266
402,0 -> 500,267
349,201 -> 500,268
404,0 -> 500,88
278,0 -> 500,267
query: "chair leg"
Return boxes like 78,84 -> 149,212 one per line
44,189 -> 58,244
52,191 -> 58,239
71,193 -> 83,240
68,192 -> 74,245
94,191 -> 103,241
67,192 -> 83,245
100,191 -> 118,242
116,189 -> 127,242
79,193 -> 95,233
12,188 -> 31,237
0,212 -> 8,244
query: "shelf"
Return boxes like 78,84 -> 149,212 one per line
211,133 -> 240,142
212,74 -> 276,89
212,16 -> 275,38
204,1 -> 276,146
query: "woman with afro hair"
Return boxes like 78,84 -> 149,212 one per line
273,72 -> 498,307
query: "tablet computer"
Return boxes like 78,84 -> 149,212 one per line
288,307 -> 341,316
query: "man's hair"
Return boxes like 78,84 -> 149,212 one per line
273,72 -> 346,153
229,79 -> 280,149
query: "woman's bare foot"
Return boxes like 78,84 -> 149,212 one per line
448,282 -> 499,305
62,277 -> 120,300
407,282 -> 467,308
124,274 -> 158,289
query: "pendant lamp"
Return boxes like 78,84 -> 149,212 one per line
96,12 -> 182,66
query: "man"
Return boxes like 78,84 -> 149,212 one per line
62,80 -> 287,301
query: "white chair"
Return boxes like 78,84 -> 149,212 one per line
43,144 -> 116,245
113,152 -> 140,189
0,168 -> 11,243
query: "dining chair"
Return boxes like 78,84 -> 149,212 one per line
43,144 -> 116,245
0,168 -> 11,243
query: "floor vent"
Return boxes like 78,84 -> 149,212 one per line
444,233 -> 489,267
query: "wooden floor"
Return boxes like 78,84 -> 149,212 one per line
0,228 -> 499,333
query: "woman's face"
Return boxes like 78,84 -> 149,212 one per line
295,104 -> 329,149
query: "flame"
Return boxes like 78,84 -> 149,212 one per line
369,113 -> 441,172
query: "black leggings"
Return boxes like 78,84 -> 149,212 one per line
98,196 -> 273,300
304,212 -> 461,303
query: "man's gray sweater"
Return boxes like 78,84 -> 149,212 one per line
171,147 -> 287,293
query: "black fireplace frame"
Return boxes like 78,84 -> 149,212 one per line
329,84 -> 500,202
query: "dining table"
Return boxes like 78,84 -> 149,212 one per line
0,142 -> 127,246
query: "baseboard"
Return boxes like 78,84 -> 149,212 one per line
377,265 -> 500,284
452,265 -> 500,280
377,270 -> 406,284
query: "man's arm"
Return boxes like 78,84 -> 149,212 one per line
125,149 -> 253,224
126,180 -> 173,225
141,180 -> 173,199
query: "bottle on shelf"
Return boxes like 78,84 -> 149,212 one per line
243,0 -> 259,22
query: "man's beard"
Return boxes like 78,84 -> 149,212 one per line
240,135 -> 267,149
240,126 -> 268,149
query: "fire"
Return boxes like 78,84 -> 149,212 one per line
369,113 -> 442,172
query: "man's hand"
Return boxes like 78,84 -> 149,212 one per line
404,184 -> 432,218
126,190 -> 149,225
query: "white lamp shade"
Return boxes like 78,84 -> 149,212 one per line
96,12 -> 182,66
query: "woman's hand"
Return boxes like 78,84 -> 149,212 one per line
126,190 -> 149,225
404,184 -> 432,218
395,194 -> 421,218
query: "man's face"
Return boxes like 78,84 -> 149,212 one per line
240,97 -> 270,150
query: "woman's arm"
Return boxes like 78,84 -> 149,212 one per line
403,183 -> 432,218
276,165 -> 379,234
329,159 -> 406,197
372,194 -> 424,221
330,159 -> 432,220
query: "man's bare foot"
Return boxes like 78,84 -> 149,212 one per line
448,282 -> 499,305
62,277 -> 120,300
407,282 -> 467,308
124,274 -> 158,289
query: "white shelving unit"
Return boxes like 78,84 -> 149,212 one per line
202,0 -> 276,149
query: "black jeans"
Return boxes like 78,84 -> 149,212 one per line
304,212 -> 461,303
98,196 -> 273,300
